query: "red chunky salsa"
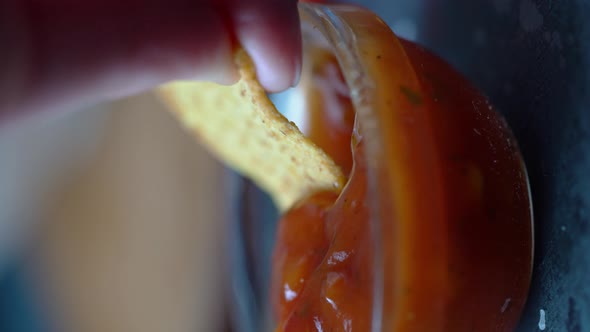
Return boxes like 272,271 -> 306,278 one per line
271,25 -> 532,332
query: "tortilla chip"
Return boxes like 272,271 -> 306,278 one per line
156,49 -> 345,211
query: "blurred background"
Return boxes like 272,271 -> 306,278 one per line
1,0 -> 589,331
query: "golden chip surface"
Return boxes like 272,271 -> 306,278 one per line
157,49 -> 345,211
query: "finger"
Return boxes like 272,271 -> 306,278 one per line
229,0 -> 302,93
0,0 -> 237,117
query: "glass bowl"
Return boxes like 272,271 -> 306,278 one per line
226,3 -> 534,332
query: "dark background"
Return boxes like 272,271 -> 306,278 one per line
412,1 -> 590,330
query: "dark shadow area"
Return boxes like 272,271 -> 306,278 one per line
418,0 -> 590,330
225,171 -> 279,332
0,262 -> 46,332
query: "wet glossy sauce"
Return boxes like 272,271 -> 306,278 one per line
272,48 -> 371,331
271,144 -> 373,331
271,38 -> 532,332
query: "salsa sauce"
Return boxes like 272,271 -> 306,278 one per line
271,48 -> 372,331
271,38 -> 532,331
272,144 -> 373,331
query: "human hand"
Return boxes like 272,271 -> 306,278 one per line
0,0 -> 301,122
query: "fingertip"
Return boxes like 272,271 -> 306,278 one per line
246,44 -> 300,93
231,0 -> 302,93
